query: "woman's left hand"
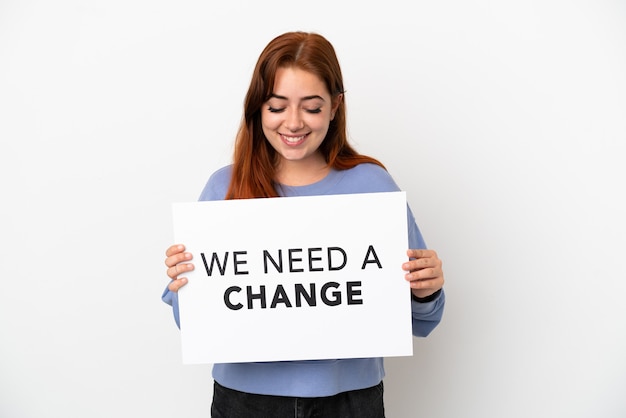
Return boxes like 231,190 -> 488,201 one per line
402,249 -> 444,299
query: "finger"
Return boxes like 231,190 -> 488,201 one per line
403,256 -> 435,272
165,250 -> 193,268
403,256 -> 441,274
405,266 -> 441,282
411,282 -> 443,299
168,278 -> 188,293
167,262 -> 194,279
409,277 -> 440,290
408,274 -> 444,291
406,248 -> 437,260
165,244 -> 186,258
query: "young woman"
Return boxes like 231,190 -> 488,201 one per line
162,31 -> 445,418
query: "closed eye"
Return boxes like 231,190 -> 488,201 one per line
268,106 -> 322,114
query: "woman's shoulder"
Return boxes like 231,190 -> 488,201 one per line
338,163 -> 400,193
349,162 -> 389,176
199,165 -> 232,201
209,165 -> 233,183
345,162 -> 394,182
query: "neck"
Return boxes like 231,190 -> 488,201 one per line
275,154 -> 330,186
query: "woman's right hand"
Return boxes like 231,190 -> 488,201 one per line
165,244 -> 194,292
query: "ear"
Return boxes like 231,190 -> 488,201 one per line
330,93 -> 343,120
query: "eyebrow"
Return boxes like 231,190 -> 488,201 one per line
269,93 -> 326,102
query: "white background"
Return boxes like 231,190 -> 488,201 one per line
1,1 -> 624,417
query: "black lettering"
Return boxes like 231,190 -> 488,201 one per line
270,284 -> 292,308
328,247 -> 347,271
224,286 -> 243,310
289,248 -> 304,272
263,249 -> 283,273
361,245 -> 382,269
233,251 -> 249,275
226,281 -> 364,310
308,247 -> 323,272
321,282 -> 341,306
346,281 -> 363,305
294,283 -> 317,307
247,285 -> 267,309
200,252 -> 228,276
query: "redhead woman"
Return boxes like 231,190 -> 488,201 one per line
162,31 -> 445,418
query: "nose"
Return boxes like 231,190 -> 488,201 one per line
284,108 -> 304,132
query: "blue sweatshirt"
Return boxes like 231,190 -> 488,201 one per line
162,163 -> 445,397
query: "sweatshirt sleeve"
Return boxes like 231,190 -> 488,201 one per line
161,284 -> 181,329
407,204 -> 446,337
161,166 -> 232,329
411,290 -> 445,337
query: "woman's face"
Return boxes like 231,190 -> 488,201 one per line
261,67 -> 339,169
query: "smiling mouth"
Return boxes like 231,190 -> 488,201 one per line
280,133 -> 308,144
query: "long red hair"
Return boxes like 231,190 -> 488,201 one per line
226,31 -> 384,199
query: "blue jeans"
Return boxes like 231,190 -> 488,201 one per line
210,380 -> 385,418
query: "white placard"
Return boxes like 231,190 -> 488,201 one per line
172,191 -> 413,364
